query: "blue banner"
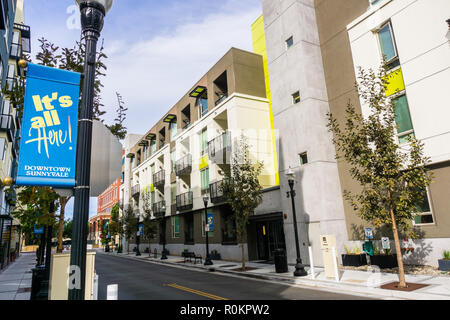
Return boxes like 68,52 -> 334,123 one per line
16,63 -> 81,188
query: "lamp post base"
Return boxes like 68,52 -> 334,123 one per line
204,255 -> 213,266
161,249 -> 168,260
294,259 -> 308,277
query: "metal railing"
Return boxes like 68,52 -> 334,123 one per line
131,184 -> 140,197
210,180 -> 226,204
152,200 -> 166,217
208,131 -> 231,164
175,154 -> 192,176
153,170 -> 165,188
176,191 -> 193,211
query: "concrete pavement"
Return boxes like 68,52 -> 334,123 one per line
0,253 -> 35,300
99,250 -> 450,300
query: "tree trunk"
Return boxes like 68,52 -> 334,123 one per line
241,241 -> 246,271
57,197 -> 68,253
148,241 -> 151,257
390,206 -> 407,288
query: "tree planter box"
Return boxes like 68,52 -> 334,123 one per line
342,254 -> 367,267
370,254 -> 398,269
438,259 -> 450,271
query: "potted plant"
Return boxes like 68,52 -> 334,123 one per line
438,251 -> 450,271
342,245 -> 367,267
370,247 -> 398,269
210,250 -> 221,260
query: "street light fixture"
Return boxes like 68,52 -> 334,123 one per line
69,0 -> 113,301
446,19 -> 450,41
161,204 -> 168,260
203,194 -> 213,266
286,168 -> 307,277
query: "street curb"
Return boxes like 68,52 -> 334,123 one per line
98,251 -> 449,300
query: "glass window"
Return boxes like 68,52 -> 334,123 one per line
2,99 -> 10,115
171,183 -> 176,205
200,128 -> 208,156
393,94 -> 414,143
201,167 -> 209,194
286,36 -> 294,49
170,121 -> 177,140
378,22 -> 398,63
172,216 -> 180,238
197,91 -> 208,117
299,152 -> 308,165
151,140 -> 156,153
414,189 -> 434,225
0,138 -> 5,160
171,149 -> 176,172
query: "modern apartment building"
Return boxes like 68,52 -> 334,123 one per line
0,0 -> 30,269
121,48 -> 280,261
258,0 -> 450,267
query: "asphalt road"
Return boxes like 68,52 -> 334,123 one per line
95,253 -> 374,301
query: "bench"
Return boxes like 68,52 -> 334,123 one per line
182,252 -> 202,264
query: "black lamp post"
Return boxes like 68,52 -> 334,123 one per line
161,204 -> 168,260
286,168 -> 307,277
135,217 -> 141,256
69,0 -> 113,301
203,194 -> 213,266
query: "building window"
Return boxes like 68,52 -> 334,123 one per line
172,216 -> 180,238
299,152 -> 308,165
286,36 -> 294,49
200,128 -> 208,156
292,91 -> 300,104
392,94 -> 414,144
197,91 -> 208,118
0,137 -> 5,160
151,140 -> 156,154
377,22 -> 400,69
171,149 -> 176,173
413,189 -> 434,225
171,183 -> 177,206
170,121 -> 177,140
200,167 -> 209,195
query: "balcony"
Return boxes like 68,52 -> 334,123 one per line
153,170 -> 165,189
210,180 -> 227,204
131,184 -> 140,198
0,114 -> 15,142
152,200 -> 166,218
208,131 -> 231,165
175,154 -> 192,176
176,191 -> 193,211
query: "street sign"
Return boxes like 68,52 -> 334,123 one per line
16,63 -> 81,188
364,228 -> 373,240
138,223 -> 143,236
381,237 -> 390,250
33,225 -> 44,234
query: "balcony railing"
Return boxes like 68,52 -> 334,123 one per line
208,131 -> 231,165
131,184 -> 140,198
215,92 -> 228,106
10,42 -> 22,60
210,180 -> 226,204
175,154 -> 192,176
152,200 -> 166,217
153,170 -> 165,188
176,191 -> 193,211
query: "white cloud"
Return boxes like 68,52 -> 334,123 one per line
101,2 -> 262,134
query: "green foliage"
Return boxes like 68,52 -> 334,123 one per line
444,251 -> 450,260
63,219 -> 73,239
327,64 -> 433,237
122,202 -> 137,242
221,135 -> 263,268
108,203 -> 120,238
106,92 -> 128,140
141,190 -> 158,243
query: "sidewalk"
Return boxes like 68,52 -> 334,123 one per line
100,250 -> 450,300
0,253 -> 35,300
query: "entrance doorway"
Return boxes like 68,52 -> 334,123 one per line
254,218 -> 286,262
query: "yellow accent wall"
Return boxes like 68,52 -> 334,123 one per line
251,15 -> 280,186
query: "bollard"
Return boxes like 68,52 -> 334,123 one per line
331,247 -> 340,282
308,246 -> 315,280
107,284 -> 118,300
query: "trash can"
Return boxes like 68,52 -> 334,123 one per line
273,249 -> 288,273
30,266 -> 48,300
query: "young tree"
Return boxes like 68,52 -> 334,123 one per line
327,64 -> 433,288
221,135 -> 263,270
108,203 -> 120,249
122,203 -> 137,254
141,191 -> 158,256
56,196 -> 71,253
106,92 -> 128,140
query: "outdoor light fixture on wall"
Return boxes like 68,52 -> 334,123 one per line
446,19 -> 450,41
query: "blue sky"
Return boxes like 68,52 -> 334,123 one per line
24,0 -> 262,219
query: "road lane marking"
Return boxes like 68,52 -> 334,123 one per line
165,283 -> 229,300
